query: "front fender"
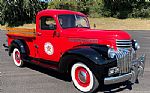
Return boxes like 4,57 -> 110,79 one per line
63,44 -> 116,65
59,45 -> 117,72
59,46 -> 117,81
65,47 -> 106,65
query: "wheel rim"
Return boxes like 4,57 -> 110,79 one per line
71,63 -> 94,92
75,66 -> 90,87
15,51 -> 21,64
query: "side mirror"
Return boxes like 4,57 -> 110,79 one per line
94,24 -> 96,29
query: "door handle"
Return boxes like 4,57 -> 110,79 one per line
34,44 -> 38,48
53,31 -> 60,37
36,32 -> 42,36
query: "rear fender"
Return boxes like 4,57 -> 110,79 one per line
9,39 -> 28,56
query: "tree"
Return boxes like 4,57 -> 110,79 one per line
0,0 -> 44,26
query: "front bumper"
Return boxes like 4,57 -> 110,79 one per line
104,54 -> 145,85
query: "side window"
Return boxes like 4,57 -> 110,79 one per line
40,16 -> 56,30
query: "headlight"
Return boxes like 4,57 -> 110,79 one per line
108,48 -> 116,58
108,67 -> 119,76
132,40 -> 140,50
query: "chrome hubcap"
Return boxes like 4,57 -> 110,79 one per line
15,54 -> 19,60
78,71 -> 87,83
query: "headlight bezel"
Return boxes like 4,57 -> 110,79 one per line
108,48 -> 116,59
132,39 -> 140,50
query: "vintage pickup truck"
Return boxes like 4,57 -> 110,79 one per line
3,9 -> 145,93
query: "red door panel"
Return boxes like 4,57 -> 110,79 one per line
36,16 -> 61,62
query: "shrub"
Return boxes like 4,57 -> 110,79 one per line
47,0 -> 104,18
129,2 -> 150,18
47,0 -> 78,11
0,0 -> 3,25
1,0 -> 150,27
88,0 -> 104,17
0,0 -> 44,26
102,0 -> 133,18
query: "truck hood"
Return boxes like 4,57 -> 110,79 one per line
62,28 -> 131,40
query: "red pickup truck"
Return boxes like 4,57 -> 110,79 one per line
4,9 -> 145,93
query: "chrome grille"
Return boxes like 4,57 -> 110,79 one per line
116,40 -> 132,48
114,40 -> 137,74
115,48 -> 136,74
115,49 -> 130,74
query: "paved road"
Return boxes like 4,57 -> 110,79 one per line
0,30 -> 150,93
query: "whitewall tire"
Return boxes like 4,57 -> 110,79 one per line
12,48 -> 24,67
71,62 -> 99,93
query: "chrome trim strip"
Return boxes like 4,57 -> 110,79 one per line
116,42 -> 132,44
116,40 -> 131,42
117,45 -> 132,47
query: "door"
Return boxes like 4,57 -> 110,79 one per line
36,16 -> 61,62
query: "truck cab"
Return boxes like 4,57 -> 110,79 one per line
5,9 -> 145,93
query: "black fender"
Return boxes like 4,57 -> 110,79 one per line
9,39 -> 29,56
63,47 -> 106,65
59,44 -> 117,79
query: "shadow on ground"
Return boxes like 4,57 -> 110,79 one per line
25,62 -> 135,93
98,81 -> 134,93
25,63 -> 72,82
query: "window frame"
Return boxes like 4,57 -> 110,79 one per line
40,16 -> 57,30
58,14 -> 90,29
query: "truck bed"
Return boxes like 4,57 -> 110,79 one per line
6,27 -> 36,38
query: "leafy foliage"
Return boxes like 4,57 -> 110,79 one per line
129,2 -> 150,18
1,0 -> 150,26
0,0 -> 44,26
103,0 -> 150,18
47,0 -> 104,17
47,0 -> 150,19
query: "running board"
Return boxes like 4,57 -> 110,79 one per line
23,57 -> 59,71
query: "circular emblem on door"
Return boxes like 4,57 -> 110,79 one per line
44,42 -> 54,55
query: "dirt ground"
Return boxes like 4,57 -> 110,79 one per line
1,18 -> 150,30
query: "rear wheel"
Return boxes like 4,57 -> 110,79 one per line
12,48 -> 24,67
71,62 -> 99,93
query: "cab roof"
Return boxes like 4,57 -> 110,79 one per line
37,9 -> 86,16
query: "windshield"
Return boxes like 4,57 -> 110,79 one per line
58,14 -> 90,29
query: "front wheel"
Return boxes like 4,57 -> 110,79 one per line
71,62 -> 99,93
12,48 -> 24,67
